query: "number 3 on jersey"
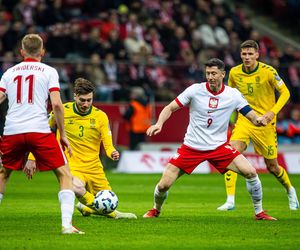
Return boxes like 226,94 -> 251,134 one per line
14,75 -> 35,104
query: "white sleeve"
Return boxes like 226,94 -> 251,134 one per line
234,89 -> 249,111
177,84 -> 197,106
48,67 -> 60,91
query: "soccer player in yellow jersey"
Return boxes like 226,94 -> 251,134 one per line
26,78 -> 137,219
217,40 -> 299,211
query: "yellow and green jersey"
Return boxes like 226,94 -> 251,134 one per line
49,102 -> 116,173
228,62 -> 290,124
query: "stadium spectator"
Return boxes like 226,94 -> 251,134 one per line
143,58 -> 276,221
218,40 -> 299,212
25,77 -> 137,220
123,86 -> 151,150
0,33 -> 83,234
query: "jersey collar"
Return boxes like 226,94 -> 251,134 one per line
206,82 -> 225,95
73,103 -> 92,116
23,58 -> 39,62
242,62 -> 259,74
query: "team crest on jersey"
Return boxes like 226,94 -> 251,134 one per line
208,97 -> 219,108
90,118 -> 96,128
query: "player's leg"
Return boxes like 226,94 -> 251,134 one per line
264,158 -> 299,210
0,134 -> 27,204
252,125 -> 299,210
228,155 -> 276,220
143,163 -> 184,218
0,166 -> 12,204
53,165 -> 84,234
217,140 -> 247,211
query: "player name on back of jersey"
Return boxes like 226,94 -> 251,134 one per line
12,64 -> 45,72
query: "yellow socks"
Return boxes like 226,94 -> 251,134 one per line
78,191 -> 95,207
225,170 -> 238,196
275,166 -> 292,191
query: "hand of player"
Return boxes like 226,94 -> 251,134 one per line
23,160 -> 37,180
111,150 -> 120,161
146,124 -> 162,136
60,136 -> 73,157
262,111 -> 275,124
256,116 -> 267,126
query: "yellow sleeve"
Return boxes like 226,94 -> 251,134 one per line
228,69 -> 235,87
100,112 -> 116,159
269,70 -> 290,115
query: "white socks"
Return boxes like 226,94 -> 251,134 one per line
246,176 -> 263,214
0,193 -> 3,204
154,185 -> 168,211
58,189 -> 75,229
226,195 -> 235,204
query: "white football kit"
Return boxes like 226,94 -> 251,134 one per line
176,82 -> 249,150
0,59 -> 60,135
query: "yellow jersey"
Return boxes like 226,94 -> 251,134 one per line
49,102 -> 116,173
228,62 -> 290,125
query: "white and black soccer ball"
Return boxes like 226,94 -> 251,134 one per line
94,190 -> 118,214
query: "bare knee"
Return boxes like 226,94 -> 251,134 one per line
265,159 -> 280,175
53,164 -> 73,189
72,177 -> 86,197
244,168 -> 257,179
157,182 -> 170,192
0,167 -> 12,180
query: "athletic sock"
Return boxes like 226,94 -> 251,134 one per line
0,193 -> 3,204
154,185 -> 168,211
225,170 -> 237,203
275,166 -> 292,191
246,176 -> 263,215
58,189 -> 75,229
78,191 -> 95,207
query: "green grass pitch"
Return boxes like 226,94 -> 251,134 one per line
0,171 -> 299,250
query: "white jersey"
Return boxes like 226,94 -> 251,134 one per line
0,59 -> 60,135
176,82 -> 249,150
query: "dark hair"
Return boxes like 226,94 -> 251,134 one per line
74,78 -> 96,95
240,40 -> 259,51
205,58 -> 225,71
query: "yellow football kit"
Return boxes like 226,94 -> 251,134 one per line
228,62 -> 290,159
48,102 -> 116,194
222,62 -> 292,202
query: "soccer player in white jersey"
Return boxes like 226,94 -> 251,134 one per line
143,58 -> 276,220
0,34 -> 84,234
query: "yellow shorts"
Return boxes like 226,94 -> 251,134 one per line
230,119 -> 278,159
71,169 -> 112,196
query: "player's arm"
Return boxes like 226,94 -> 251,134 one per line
240,105 -> 267,126
0,91 -> 6,104
100,112 -> 119,160
147,100 -> 181,136
50,91 -> 72,157
264,72 -> 290,123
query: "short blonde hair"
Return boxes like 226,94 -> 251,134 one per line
21,34 -> 43,57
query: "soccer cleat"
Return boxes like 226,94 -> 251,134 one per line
61,226 -> 85,234
255,211 -> 277,221
287,186 -> 299,210
114,211 -> 137,219
76,202 -> 91,217
143,208 -> 160,218
217,202 -> 235,211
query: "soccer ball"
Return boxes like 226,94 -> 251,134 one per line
94,190 -> 118,214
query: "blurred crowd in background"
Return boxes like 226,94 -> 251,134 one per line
0,0 -> 300,143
